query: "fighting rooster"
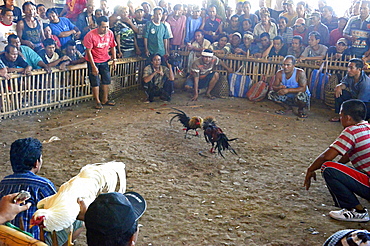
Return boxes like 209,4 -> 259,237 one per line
169,108 -> 203,138
30,161 -> 126,232
202,116 -> 238,158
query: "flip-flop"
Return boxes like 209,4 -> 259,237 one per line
329,117 -> 340,122
95,103 -> 103,109
204,94 -> 216,100
103,100 -> 116,106
275,110 -> 286,115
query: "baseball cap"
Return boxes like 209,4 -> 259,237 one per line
232,32 -> 242,39
337,37 -> 348,45
294,17 -> 305,26
323,229 -> 370,246
283,0 -> 294,5
192,5 -> 200,11
135,7 -> 144,12
310,12 -> 321,18
85,192 -> 147,237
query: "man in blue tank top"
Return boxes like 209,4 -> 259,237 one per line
268,55 -> 311,118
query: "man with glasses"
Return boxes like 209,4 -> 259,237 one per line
268,55 -> 311,118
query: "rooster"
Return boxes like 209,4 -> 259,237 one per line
202,116 -> 238,158
30,161 -> 126,232
169,108 -> 203,138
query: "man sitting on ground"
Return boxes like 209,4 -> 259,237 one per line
330,58 -> 370,122
83,192 -> 147,246
0,45 -> 32,76
268,55 -> 311,118
142,54 -> 174,103
185,49 -> 233,101
304,99 -> 370,222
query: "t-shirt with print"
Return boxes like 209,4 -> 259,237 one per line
133,18 -> 147,49
83,28 -> 116,63
144,21 -> 170,56
49,17 -> 76,47
0,21 -> 16,51
113,20 -> 135,52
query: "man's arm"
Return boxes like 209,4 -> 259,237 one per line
272,71 -> 284,91
0,193 -> 31,224
144,38 -> 149,57
219,60 -> 233,73
85,48 -> 98,76
304,147 -> 340,190
192,75 -> 200,101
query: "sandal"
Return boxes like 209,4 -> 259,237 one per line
329,117 -> 340,122
95,103 -> 103,109
103,100 -> 116,106
275,110 -> 286,115
204,94 -> 216,100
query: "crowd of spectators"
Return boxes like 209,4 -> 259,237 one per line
0,0 -> 367,79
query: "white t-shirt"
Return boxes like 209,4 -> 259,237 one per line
0,22 -> 17,51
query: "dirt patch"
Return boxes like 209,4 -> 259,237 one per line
0,90 -> 368,246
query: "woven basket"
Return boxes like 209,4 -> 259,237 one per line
211,75 -> 229,98
324,73 -> 341,109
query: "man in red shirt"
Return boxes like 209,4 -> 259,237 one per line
304,99 -> 370,222
84,16 -> 117,109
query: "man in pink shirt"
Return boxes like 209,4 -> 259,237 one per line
84,16 -> 117,109
167,4 -> 186,49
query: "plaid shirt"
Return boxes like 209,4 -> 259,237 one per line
0,171 -> 56,239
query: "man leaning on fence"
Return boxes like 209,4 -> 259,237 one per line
185,49 -> 233,101
268,55 -> 311,118
330,58 -> 370,122
84,16 -> 117,110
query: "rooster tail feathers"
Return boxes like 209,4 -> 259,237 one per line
169,108 -> 190,127
216,134 -> 238,158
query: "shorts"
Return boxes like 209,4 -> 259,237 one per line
87,61 -> 111,87
185,73 -> 216,89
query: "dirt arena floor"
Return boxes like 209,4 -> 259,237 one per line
1,89 -> 369,246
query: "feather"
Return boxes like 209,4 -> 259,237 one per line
32,161 -> 126,232
169,108 -> 203,138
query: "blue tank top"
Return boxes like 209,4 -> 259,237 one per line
22,19 -> 42,50
282,67 -> 310,97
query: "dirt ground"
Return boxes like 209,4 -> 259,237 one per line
0,89 -> 369,246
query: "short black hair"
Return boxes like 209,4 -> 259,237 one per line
22,1 -> 36,12
273,35 -> 284,43
7,34 -> 18,44
309,31 -> 321,40
1,7 -> 12,16
260,32 -> 270,40
284,55 -> 297,65
230,14 -> 239,20
218,34 -> 229,42
46,8 -> 58,17
87,221 -> 138,246
292,35 -> 303,44
4,44 -> 16,53
66,40 -> 77,47
242,18 -> 252,25
341,99 -> 367,122
243,1 -> 251,7
194,29 -> 205,36
95,9 -> 103,13
43,23 -> 50,30
141,2 -> 150,6
43,38 -> 56,47
10,138 -> 43,173
36,3 -> 45,10
349,58 -> 364,70
150,53 -> 161,61
97,16 -> 109,26
153,6 -> 163,13
279,16 -> 288,24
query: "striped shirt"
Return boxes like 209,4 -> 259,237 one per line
0,171 -> 57,239
330,122 -> 370,175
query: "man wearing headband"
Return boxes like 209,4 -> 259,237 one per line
84,192 -> 147,246
185,49 -> 233,101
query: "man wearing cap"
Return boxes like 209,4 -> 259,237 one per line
327,38 -> 351,60
329,17 -> 348,46
279,0 -> 297,27
330,58 -> 370,122
306,12 -> 330,46
343,1 -> 370,58
133,7 -> 148,57
293,18 -> 308,45
185,49 -> 233,101
84,192 -> 147,246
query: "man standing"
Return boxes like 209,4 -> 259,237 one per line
84,16 -> 117,109
304,99 -> 370,222
306,12 -> 330,46
344,1 -> 370,58
330,58 -> 370,122
185,49 -> 232,101
0,8 -> 16,51
144,7 -> 169,57
268,55 -> 310,118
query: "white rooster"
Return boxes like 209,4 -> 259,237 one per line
30,161 -> 126,232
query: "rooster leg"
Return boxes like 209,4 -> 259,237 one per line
195,130 -> 199,136
209,147 -> 214,153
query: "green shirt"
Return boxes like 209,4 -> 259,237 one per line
144,21 -> 169,56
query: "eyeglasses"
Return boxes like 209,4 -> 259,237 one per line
295,24 -> 303,27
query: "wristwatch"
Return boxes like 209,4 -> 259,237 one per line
113,59 -> 118,61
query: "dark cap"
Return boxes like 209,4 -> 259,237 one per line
85,192 -> 147,236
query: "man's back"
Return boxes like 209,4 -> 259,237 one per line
0,171 -> 56,239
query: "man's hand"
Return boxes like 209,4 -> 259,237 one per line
74,31 -> 81,40
136,49 -> 142,55
334,84 -> 342,98
76,198 -> 87,221
112,60 -> 117,71
91,65 -> 99,76
145,49 -> 150,57
44,66 -> 52,74
191,93 -> 199,101
277,88 -> 288,95
304,170 -> 317,190
0,193 -> 31,224
226,67 -> 233,74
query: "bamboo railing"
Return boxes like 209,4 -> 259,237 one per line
0,57 -> 146,119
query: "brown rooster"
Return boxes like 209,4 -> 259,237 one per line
202,116 -> 238,158
169,108 -> 203,138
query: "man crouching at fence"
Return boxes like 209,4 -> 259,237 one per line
142,54 -> 174,103
268,55 -> 311,118
185,49 -> 233,101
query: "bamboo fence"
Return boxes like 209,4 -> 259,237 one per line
0,57 -> 146,119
